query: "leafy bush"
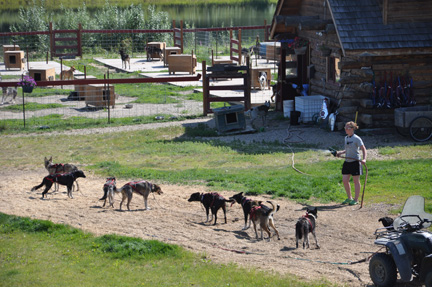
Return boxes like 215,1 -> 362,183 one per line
10,3 -> 170,54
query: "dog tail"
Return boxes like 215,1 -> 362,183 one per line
116,185 -> 126,194
295,221 -> 304,239
31,181 -> 45,191
264,201 -> 277,216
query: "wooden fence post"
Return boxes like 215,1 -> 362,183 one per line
78,23 -> 82,58
202,61 -> 208,116
49,22 -> 53,60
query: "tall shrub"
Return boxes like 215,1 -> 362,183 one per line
10,0 -> 51,53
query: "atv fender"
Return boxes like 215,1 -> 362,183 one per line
420,254 -> 432,281
386,240 -> 413,282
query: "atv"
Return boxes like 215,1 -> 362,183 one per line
369,195 -> 432,287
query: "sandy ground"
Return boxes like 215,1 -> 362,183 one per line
0,167 -> 399,287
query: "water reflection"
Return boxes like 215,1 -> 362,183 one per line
160,4 -> 275,28
0,4 -> 275,32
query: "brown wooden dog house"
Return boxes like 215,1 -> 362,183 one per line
269,0 -> 432,128
29,67 -> 56,81
146,42 -> 165,61
4,50 -> 25,70
85,84 -> 115,108
168,52 -> 197,75
3,44 -> 21,59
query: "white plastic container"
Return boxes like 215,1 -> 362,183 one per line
295,95 -> 328,123
283,100 -> 294,118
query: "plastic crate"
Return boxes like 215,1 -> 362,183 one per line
295,95 -> 328,123
213,105 -> 246,133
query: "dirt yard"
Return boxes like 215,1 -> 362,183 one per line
0,167 -> 400,287
0,118 -> 416,286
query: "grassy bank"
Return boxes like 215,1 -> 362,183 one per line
0,213 -> 327,287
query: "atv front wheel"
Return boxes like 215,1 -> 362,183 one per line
369,253 -> 397,287
425,271 -> 432,287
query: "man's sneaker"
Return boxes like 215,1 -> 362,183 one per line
349,200 -> 359,205
341,198 -> 351,204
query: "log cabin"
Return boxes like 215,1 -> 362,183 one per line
269,0 -> 432,128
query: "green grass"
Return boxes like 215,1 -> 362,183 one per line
0,114 -> 202,134
0,102 -> 65,111
1,125 -> 431,211
0,213 -> 331,287
115,82 -> 203,104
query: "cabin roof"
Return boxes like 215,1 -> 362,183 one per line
329,0 -> 432,51
270,0 -> 432,55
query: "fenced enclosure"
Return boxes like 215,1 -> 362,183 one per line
0,23 -> 277,132
0,22 -> 270,63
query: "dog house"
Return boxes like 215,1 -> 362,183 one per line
29,67 -> 56,81
74,75 -> 97,100
213,105 -> 246,133
85,84 -> 115,108
168,54 -> 197,75
4,50 -> 25,70
147,42 -> 166,61
250,67 -> 272,90
259,42 -> 282,63
3,44 -> 21,59
164,46 -> 182,66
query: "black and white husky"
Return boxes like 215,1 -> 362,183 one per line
258,71 -> 268,90
1,87 -> 18,104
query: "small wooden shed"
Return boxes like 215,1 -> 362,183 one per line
269,0 -> 432,128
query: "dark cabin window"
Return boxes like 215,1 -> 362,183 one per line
326,57 -> 340,83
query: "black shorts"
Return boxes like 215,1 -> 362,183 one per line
342,161 -> 363,176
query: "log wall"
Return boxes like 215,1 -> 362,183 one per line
297,31 -> 432,128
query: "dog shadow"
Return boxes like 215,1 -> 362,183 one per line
280,246 -> 298,252
213,227 -> 233,233
74,107 -> 104,112
90,205 -> 104,209
231,230 -> 252,240
116,208 -> 149,212
295,204 -> 347,212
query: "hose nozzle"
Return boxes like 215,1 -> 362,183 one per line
328,148 -> 337,157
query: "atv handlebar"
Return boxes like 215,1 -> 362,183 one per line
395,215 -> 430,232
375,216 -> 431,240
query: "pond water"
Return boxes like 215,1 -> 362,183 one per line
0,4 -> 275,32
160,4 -> 275,28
